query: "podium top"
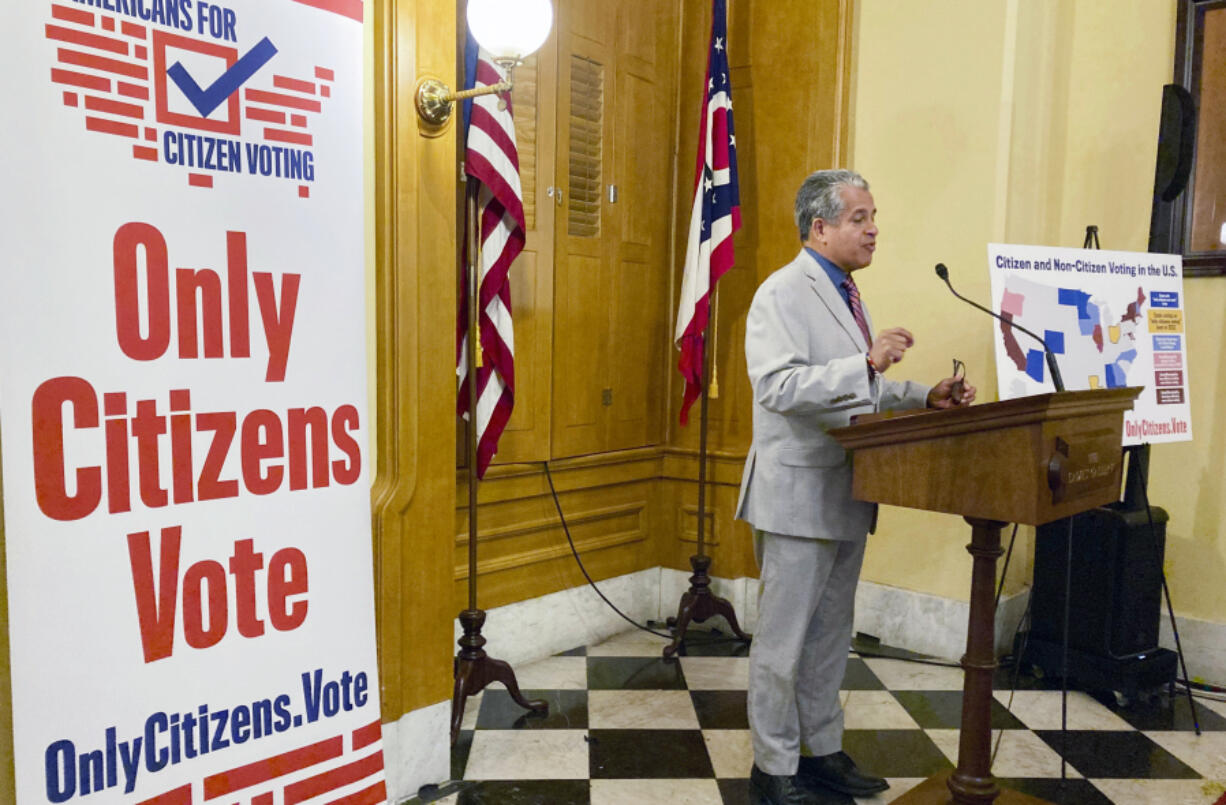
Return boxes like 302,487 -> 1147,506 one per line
829,388 -> 1141,524
831,388 -> 1140,450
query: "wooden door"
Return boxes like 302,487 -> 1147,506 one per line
551,0 -> 618,458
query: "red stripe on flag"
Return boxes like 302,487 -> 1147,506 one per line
290,0 -> 363,22
101,16 -> 115,31
63,91 -> 78,106
321,85 -> 331,97
291,114 -> 308,127
352,719 -> 381,750
246,107 -> 287,124
469,105 -> 520,170
283,750 -> 384,805
274,75 -> 317,94
144,127 -> 157,141
51,67 -> 110,92
122,20 -> 147,39
189,174 -> 213,188
245,88 -> 322,112
86,116 -> 138,138
137,784 -> 192,805
118,81 -> 149,99
85,94 -> 143,119
51,4 -> 95,26
133,145 -> 158,161
58,47 -> 148,79
203,736 -> 343,800
316,67 -> 335,81
327,780 -> 387,805
46,24 -> 129,56
264,128 -> 313,146
253,794 -> 273,805
298,185 -> 311,198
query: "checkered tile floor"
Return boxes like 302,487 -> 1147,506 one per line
409,628 -> 1226,804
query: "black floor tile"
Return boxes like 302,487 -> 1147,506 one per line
587,656 -> 688,690
993,658 -> 1066,691
718,777 -> 752,804
852,634 -> 939,663
674,627 -> 753,657
588,729 -> 714,778
451,729 -> 473,780
1108,691 -> 1226,731
691,690 -> 749,729
995,777 -> 1115,805
1034,729 -> 1202,779
475,689 -> 588,730
892,690 -> 1027,730
840,729 -> 954,779
431,780 -> 591,804
840,657 -> 886,690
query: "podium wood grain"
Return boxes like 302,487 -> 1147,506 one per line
831,389 -> 1140,805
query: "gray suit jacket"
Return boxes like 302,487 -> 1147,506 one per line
735,248 -> 930,541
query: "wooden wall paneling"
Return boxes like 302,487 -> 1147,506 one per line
606,1 -> 679,452
453,449 -> 664,611
551,0 -> 617,458
661,0 -> 856,578
370,0 -> 458,721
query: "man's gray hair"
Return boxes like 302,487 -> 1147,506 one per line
794,169 -> 869,241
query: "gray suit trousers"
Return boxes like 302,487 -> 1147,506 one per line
748,530 -> 865,775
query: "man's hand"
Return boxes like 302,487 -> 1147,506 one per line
868,327 -> 914,372
927,375 -> 977,408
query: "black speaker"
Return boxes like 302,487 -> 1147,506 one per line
1148,84 -> 1197,254
1031,503 -> 1168,660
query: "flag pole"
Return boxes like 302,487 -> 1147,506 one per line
450,179 -> 546,744
662,0 -> 750,659
663,288 -> 750,658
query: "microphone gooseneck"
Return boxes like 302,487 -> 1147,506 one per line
934,263 -> 1065,392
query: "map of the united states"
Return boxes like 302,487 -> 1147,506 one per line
997,275 -> 1146,396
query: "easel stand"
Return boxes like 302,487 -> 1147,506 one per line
663,310 -> 750,658
451,184 -> 547,743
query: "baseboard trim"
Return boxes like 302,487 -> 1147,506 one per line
382,699 -> 449,804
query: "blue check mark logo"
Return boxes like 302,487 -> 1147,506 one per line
167,37 -> 278,118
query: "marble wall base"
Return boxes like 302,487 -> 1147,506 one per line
456,567 -> 663,668
854,579 -> 1030,662
383,699 -> 449,804
1160,612 -> 1226,689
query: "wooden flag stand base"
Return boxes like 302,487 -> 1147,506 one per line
450,608 -> 547,743
451,185 -> 546,743
663,320 -> 750,658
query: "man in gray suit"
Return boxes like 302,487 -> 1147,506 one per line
738,169 -> 976,805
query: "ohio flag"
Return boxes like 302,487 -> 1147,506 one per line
674,0 -> 741,425
457,48 -> 522,477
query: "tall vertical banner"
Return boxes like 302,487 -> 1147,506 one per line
988,243 -> 1193,445
1,3 -> 386,803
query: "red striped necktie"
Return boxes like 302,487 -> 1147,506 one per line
841,275 -> 873,346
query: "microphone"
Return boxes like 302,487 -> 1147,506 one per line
934,263 -> 1065,392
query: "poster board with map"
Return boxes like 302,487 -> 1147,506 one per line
988,243 -> 1192,446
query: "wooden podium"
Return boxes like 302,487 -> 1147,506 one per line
830,388 -> 1140,805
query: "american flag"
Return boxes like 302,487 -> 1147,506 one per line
674,0 -> 741,426
457,49 -> 523,478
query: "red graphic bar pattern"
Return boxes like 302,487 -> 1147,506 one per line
137,784 -> 192,805
290,0 -> 364,23
203,735 -> 344,799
